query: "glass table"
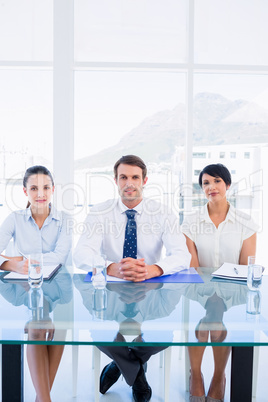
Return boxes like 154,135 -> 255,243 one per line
1,266 -> 267,401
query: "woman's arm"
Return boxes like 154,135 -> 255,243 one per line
239,233 -> 257,265
1,255 -> 23,261
184,235 -> 200,268
0,213 -> 19,270
1,258 -> 29,274
42,213 -> 72,266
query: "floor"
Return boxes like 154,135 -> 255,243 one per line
23,345 -> 268,401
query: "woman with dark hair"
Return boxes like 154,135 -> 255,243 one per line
182,163 -> 257,402
0,165 -> 72,402
0,165 -> 71,273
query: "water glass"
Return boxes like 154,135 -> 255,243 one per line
28,253 -> 43,289
247,256 -> 262,291
91,254 -> 107,289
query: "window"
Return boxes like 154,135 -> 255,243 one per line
194,0 -> 268,65
1,0 -> 268,267
0,0 -> 53,61
194,170 -> 201,176
193,152 -> 206,158
0,1 -> 53,221
192,183 -> 202,194
75,0 -> 187,63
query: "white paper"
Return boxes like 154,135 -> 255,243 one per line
211,263 -> 248,281
106,274 -> 128,282
3,265 -> 61,281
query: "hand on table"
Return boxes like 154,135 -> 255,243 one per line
107,258 -> 163,282
2,258 -> 29,274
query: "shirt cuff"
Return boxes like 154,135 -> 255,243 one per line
0,256 -> 9,267
154,261 -> 188,276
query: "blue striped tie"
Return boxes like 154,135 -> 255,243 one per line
123,210 -> 137,259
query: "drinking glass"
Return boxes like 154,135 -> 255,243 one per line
28,253 -> 43,289
91,254 -> 107,289
247,256 -> 262,291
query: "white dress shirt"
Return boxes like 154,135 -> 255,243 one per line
74,198 -> 191,275
182,203 -> 258,268
0,206 -> 72,266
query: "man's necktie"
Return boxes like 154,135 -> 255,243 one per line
123,209 -> 137,258
123,302 -> 138,318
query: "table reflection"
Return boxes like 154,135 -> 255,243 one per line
185,269 -> 248,341
0,270 -> 73,333
74,275 -> 190,342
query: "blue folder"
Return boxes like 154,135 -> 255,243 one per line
84,267 -> 203,284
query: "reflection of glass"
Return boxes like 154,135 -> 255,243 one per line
28,288 -> 44,321
28,253 -> 43,289
92,288 -> 107,320
246,290 -> 261,315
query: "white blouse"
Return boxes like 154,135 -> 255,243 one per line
182,203 -> 258,268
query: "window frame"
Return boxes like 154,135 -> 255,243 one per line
1,0 -> 268,213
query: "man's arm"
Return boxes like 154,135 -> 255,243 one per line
73,213 -> 104,270
154,213 -> 191,275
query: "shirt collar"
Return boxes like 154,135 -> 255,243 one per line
200,202 -> 235,223
225,203 -> 236,223
25,205 -> 61,222
199,203 -> 211,223
118,198 -> 143,215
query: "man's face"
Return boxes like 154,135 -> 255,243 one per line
115,164 -> 148,206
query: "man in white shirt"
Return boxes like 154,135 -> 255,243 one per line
74,155 -> 191,402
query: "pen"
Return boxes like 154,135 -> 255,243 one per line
234,267 -> 239,275
18,250 -> 28,260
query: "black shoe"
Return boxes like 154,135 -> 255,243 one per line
132,365 -> 152,402
99,361 -> 121,394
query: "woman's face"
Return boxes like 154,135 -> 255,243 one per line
201,173 -> 230,203
23,174 -> 54,210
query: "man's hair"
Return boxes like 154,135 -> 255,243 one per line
114,155 -> 147,180
198,163 -> 232,187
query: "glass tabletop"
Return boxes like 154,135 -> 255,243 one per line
0,266 -> 267,346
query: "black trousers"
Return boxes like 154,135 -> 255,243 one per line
98,345 -> 167,385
